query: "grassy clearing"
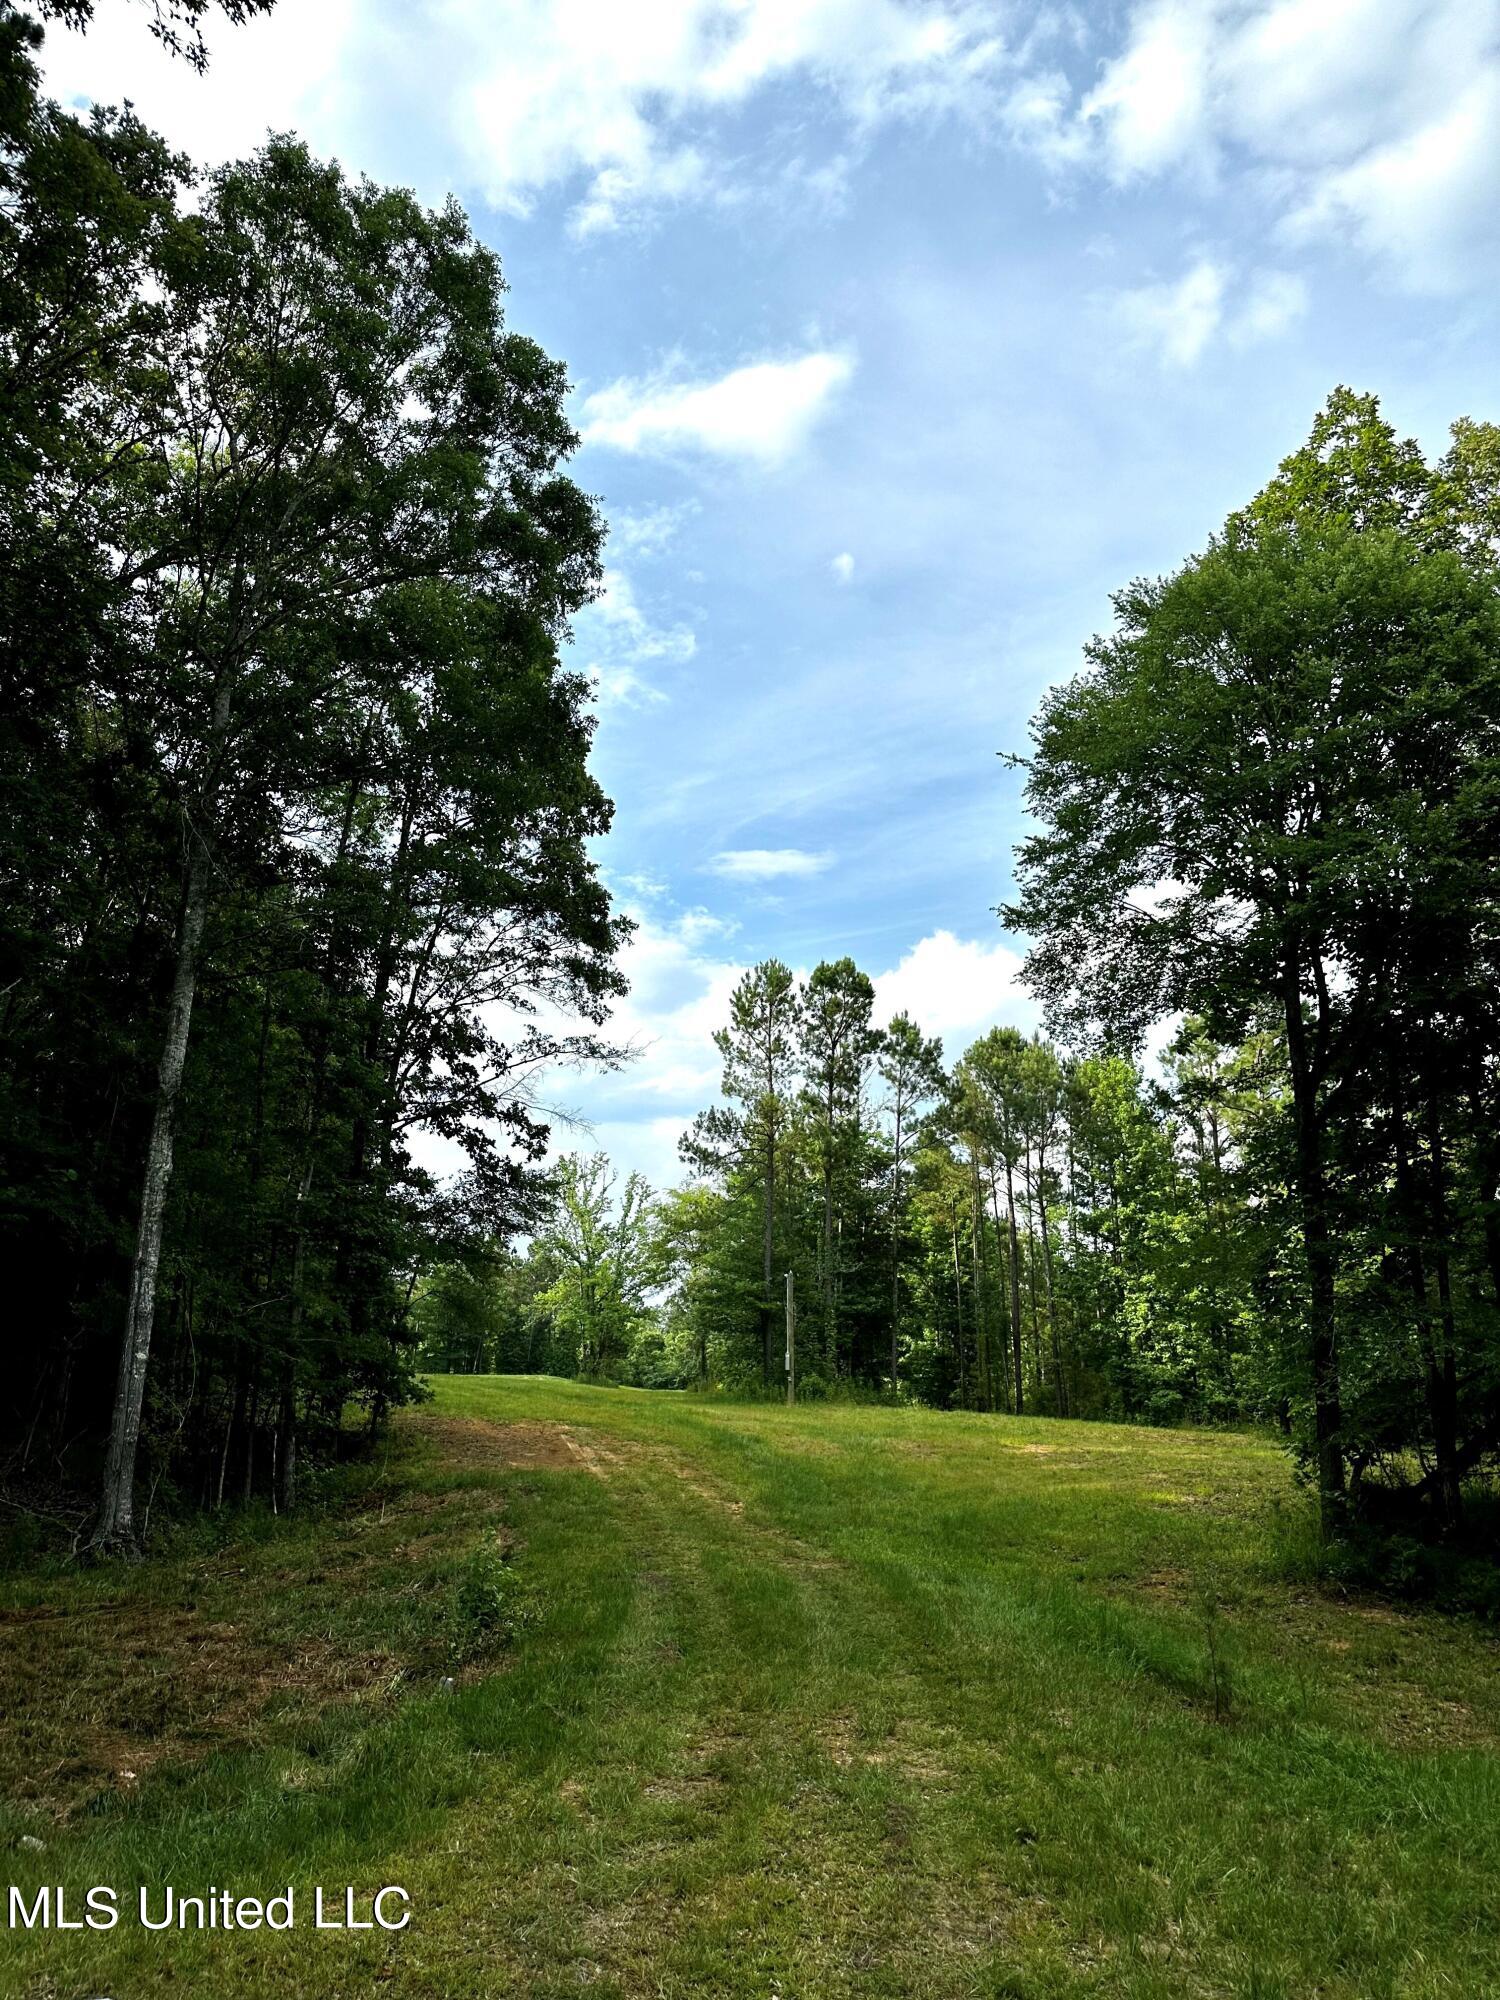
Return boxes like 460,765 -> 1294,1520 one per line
4,1380 -> 1500,1998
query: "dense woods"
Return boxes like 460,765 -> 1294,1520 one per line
1,0 -> 624,1547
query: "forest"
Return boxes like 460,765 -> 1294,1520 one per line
5,0 -> 1500,1574
2,0 -> 626,1550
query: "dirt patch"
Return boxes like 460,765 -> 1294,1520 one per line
641,1770 -> 726,1805
1117,1567 -> 1192,1603
671,1464 -> 743,1514
819,1713 -> 957,1788
422,1416 -> 663,1485
421,1416 -> 582,1472
562,1430 -> 613,1479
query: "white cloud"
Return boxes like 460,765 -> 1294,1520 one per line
1112,257 -> 1227,367
579,352 -> 854,462
501,0 -> 1006,232
45,0 -> 1500,289
1109,257 -> 1307,366
574,566 -> 695,710
1027,0 -> 1500,293
873,929 -> 1039,1050
1282,72 -> 1500,294
43,0 -> 1010,234
1082,0 -> 1215,181
830,551 -> 856,583
592,570 -> 696,660
567,145 -> 714,239
43,0 -> 355,171
708,848 -> 835,881
609,504 -> 697,558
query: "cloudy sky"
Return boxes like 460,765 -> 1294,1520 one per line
47,0 -> 1500,1188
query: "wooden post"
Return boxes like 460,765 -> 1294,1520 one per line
785,1270 -> 796,1407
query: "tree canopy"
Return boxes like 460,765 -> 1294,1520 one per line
1,3 -> 626,1546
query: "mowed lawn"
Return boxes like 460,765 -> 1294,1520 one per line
5,1379 -> 1500,1998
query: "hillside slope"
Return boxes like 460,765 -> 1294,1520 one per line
5,1379 -> 1500,1998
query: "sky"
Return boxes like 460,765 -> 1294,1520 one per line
45,0 -> 1500,1191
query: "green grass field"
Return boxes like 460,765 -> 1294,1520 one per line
5,1379 -> 1500,1998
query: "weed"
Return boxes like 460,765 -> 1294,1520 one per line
448,1541 -> 528,1663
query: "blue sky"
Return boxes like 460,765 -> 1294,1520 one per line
48,0 -> 1500,1189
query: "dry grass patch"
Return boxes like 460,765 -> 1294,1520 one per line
415,1414 -> 583,1472
0,1600 -> 405,1818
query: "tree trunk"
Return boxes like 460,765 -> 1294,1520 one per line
274,1367 -> 297,1515
1037,1143 -> 1067,1418
1424,1101 -> 1463,1529
91,839 -> 212,1555
890,1097 -> 904,1391
1283,959 -> 1344,1537
762,1124 -> 777,1384
217,1348 -> 249,1510
1003,1159 -> 1023,1414
968,1144 -> 991,1410
822,1111 -> 836,1375
987,1177 -> 1014,1414
950,1216 -> 966,1405
1021,1147 -> 1044,1397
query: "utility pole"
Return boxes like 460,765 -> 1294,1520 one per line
785,1270 -> 796,1407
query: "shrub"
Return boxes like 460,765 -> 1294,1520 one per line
448,1543 -> 526,1663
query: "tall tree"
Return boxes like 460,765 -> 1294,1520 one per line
1006,391 -> 1500,1533
713,961 -> 800,1383
798,959 -> 883,1375
878,1012 -> 944,1389
962,1028 -> 1032,1414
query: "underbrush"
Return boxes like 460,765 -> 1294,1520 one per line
0,1423 -> 523,1828
1264,1481 -> 1500,1620
0,1412 -> 413,1572
1325,1527 -> 1500,1620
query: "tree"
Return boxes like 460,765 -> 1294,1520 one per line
798,959 -> 884,1374
649,1183 -> 734,1385
84,138 -> 614,1552
536,1155 -> 654,1378
1,12 -> 626,1544
1007,390 -> 1500,1534
713,961 -> 800,1383
878,1012 -> 944,1389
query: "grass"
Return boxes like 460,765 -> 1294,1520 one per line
4,1379 -> 1500,1997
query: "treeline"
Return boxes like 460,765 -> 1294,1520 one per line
419,995 -> 1272,1427
1,1 -> 624,1547
413,1156 -> 658,1385
654,973 -> 1270,1425
1010,390 -> 1500,1537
